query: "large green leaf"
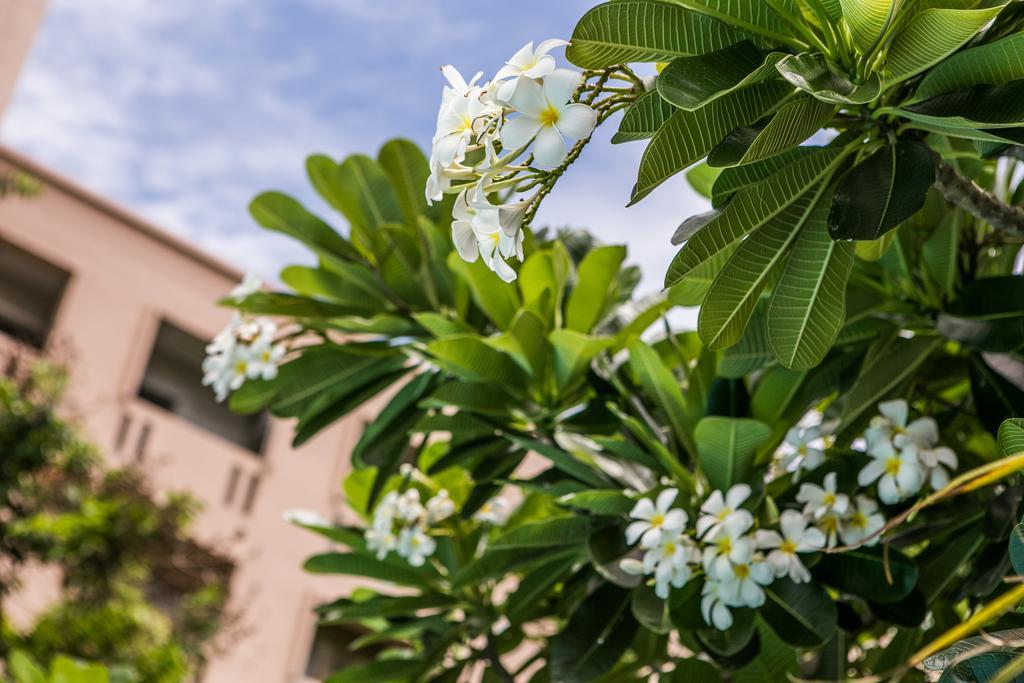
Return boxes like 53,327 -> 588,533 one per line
698,182 -> 830,350
612,90 -> 677,144
913,32 -> 1024,103
628,341 -> 696,455
693,416 -> 772,490
249,191 -> 359,262
280,265 -> 390,315
903,80 -> 1024,129
631,80 -> 793,203
732,622 -> 798,682
566,0 -> 749,69
839,336 -> 941,430
884,7 -> 1005,86
304,552 -> 433,587
999,418 -> 1024,457
839,0 -> 903,53
768,214 -> 855,370
776,52 -> 882,104
377,138 -> 432,225
490,517 -> 591,550
720,304 -> 774,378
812,546 -> 918,603
666,145 -> 847,287
426,335 -> 528,392
447,252 -> 520,330
326,659 -> 426,683
506,554 -> 579,623
937,276 -> 1024,352
674,0 -> 806,44
730,96 -> 836,166
550,329 -> 613,391
566,246 -> 627,332
762,578 -> 837,647
550,583 -> 638,683
710,146 -> 817,207
657,41 -> 785,110
828,140 -> 936,241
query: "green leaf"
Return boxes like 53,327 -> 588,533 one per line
566,0 -> 749,69
776,52 -> 882,104
839,336 -> 941,430
731,96 -> 837,166
304,552 -> 432,588
884,7 -> 1005,86
508,436 -> 611,488
732,621 -> 798,683
270,346 -> 405,417
670,659 -> 720,682
666,145 -> 847,287
632,585 -> 672,634
698,181 -> 831,350
903,80 -> 1024,129
249,191 -> 359,262
280,265 -> 389,315
352,371 -> 436,469
550,583 -> 638,682
628,342 -> 696,455
761,578 -> 837,648
550,330 -> 613,391
1010,522 -> 1024,575
612,90 -> 677,144
490,517 -> 591,550
506,554 -> 579,623
938,652 -> 1024,683
426,335 -> 528,392
8,651 -> 47,683
693,416 -> 771,489
687,164 -> 723,199
631,80 -> 793,203
657,42 -> 784,110
922,213 -> 960,299
559,490 -> 635,516
567,246 -> 627,332
828,140 -> 936,241
674,0 -> 806,45
839,0 -> 903,53
710,146 -> 817,207
913,32 -> 1024,103
720,304 -> 774,378
812,546 -> 918,603
377,138 -> 432,225
999,418 -> 1024,457
326,659 -> 425,683
768,212 -> 855,370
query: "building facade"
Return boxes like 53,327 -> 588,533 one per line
1,2 -> 369,680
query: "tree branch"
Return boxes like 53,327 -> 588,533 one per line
931,151 -> 1024,234
482,635 -> 515,683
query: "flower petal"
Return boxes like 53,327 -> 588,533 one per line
555,103 -> 598,141
532,125 -> 567,168
543,68 -> 582,106
879,399 -> 908,427
508,76 -> 547,117
858,459 -> 886,487
725,483 -> 751,509
451,221 -> 479,262
499,115 -> 542,150
656,488 -> 679,512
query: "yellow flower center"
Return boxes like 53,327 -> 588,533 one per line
798,444 -> 808,455
460,116 -> 473,132
823,493 -> 835,506
539,105 -> 560,126
649,513 -> 664,529
717,537 -> 732,554
821,516 -> 838,533
781,540 -> 798,555
885,457 -> 902,476
734,564 -> 750,579
235,360 -> 248,374
852,512 -> 868,529
716,507 -> 733,521
664,541 -> 677,555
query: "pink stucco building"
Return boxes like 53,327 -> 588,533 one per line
1,1 -> 368,679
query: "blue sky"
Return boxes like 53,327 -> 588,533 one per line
1,0 -> 707,294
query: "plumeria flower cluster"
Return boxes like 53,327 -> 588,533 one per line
777,424 -> 828,480
428,40 -> 637,282
620,484 -> 825,631
364,487 -> 453,567
858,399 -> 958,503
202,274 -> 286,402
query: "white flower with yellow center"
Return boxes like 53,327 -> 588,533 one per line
702,514 -> 755,581
247,337 -> 285,381
701,580 -> 734,631
718,556 -> 775,608
755,510 -> 825,583
858,439 -> 925,504
796,472 -> 850,520
493,39 -> 570,102
917,445 -> 958,490
450,188 -> 520,282
474,496 -> 509,525
865,399 -> 939,451
500,69 -> 597,169
839,495 -> 886,547
625,488 -> 687,548
426,490 -> 456,523
696,483 -> 753,539
397,526 -> 436,567
780,425 -> 826,478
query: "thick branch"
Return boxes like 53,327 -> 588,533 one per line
931,152 -> 1024,234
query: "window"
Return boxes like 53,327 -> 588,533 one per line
304,624 -> 376,680
137,320 -> 267,453
0,237 -> 69,348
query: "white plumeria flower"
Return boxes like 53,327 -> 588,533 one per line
397,526 -> 436,567
839,495 -> 886,547
247,338 -> 285,381
451,188 -> 520,282
493,39 -> 570,102
696,484 -> 754,539
917,445 -> 958,490
639,532 -> 698,598
865,399 -> 939,451
474,496 -> 510,525
426,489 -> 456,523
500,69 -> 597,168
702,515 -> 755,581
718,556 -> 775,608
365,526 -> 398,560
396,489 -> 426,524
796,472 -> 850,520
202,315 -> 284,401
815,511 -> 844,549
654,558 -> 693,599
626,488 -> 687,548
701,580 -> 734,631
230,272 -> 263,300
755,510 -> 825,583
780,426 -> 826,478
283,508 -> 330,527
858,440 -> 925,504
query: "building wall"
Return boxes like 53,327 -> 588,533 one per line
0,0 -> 48,116
0,147 -> 374,682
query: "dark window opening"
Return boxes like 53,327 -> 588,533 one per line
0,236 -> 69,348
137,320 -> 267,453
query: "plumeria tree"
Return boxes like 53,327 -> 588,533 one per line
207,1 -> 1024,680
